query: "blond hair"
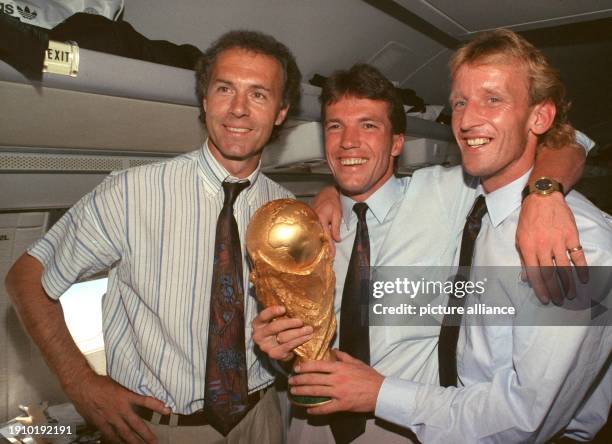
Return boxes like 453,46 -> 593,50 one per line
450,29 -> 575,148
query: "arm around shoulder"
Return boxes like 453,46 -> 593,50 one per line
532,141 -> 585,192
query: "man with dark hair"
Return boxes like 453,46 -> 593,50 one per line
253,58 -> 599,443
319,64 -> 406,135
6,30 -> 300,444
283,31 -> 610,443
195,29 -> 302,141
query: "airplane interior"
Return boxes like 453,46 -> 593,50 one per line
1,1 -> 611,442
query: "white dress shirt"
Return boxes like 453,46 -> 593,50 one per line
29,142 -> 293,414
376,169 -> 612,443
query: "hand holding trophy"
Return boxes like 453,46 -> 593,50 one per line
246,199 -> 336,406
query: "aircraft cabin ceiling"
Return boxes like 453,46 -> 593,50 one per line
392,0 -> 612,36
122,0 -> 612,148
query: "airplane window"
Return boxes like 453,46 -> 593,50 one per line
59,277 -> 106,356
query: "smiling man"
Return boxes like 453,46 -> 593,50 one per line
452,63 -> 537,191
252,61 -> 597,443
324,96 -> 403,201
202,45 -> 292,177
5,30 -> 300,444
365,28 -> 612,444
282,32 -> 611,443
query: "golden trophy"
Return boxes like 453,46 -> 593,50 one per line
246,198 -> 336,406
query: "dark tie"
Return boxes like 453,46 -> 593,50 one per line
205,180 -> 250,435
331,202 -> 370,443
438,195 -> 488,387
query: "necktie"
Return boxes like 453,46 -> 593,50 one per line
438,195 -> 488,387
331,202 -> 370,443
205,180 -> 250,435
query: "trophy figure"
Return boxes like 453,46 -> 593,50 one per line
246,199 -> 336,406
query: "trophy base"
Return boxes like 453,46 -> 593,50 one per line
289,393 -> 332,407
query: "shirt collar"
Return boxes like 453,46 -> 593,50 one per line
340,176 -> 404,229
481,168 -> 532,228
197,139 -> 262,203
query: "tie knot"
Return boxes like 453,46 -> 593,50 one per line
222,180 -> 250,207
468,195 -> 488,223
353,202 -> 369,222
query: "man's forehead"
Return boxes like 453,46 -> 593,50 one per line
325,95 -> 390,119
210,47 -> 284,85
451,61 -> 528,93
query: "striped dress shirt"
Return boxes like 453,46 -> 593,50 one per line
28,142 -> 293,413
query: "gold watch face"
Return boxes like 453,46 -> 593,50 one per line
534,178 -> 554,192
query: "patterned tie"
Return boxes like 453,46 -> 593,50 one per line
205,180 -> 251,435
331,202 -> 370,443
438,195 -> 488,387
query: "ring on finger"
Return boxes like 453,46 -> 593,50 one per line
567,245 -> 583,254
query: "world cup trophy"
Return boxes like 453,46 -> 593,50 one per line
246,199 -> 336,406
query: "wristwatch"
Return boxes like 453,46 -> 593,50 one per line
522,177 -> 565,200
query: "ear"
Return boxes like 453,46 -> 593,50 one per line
529,100 -> 556,135
275,105 -> 290,126
203,97 -> 207,113
391,133 -> 405,157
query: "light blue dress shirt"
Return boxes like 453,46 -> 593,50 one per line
29,142 -> 293,414
333,169 -> 476,381
289,167 -> 478,442
376,169 -> 612,443
576,130 -> 596,152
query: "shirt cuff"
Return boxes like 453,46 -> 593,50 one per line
375,376 -> 421,426
575,130 -> 595,153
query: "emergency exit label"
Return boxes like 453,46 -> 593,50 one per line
43,40 -> 79,77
